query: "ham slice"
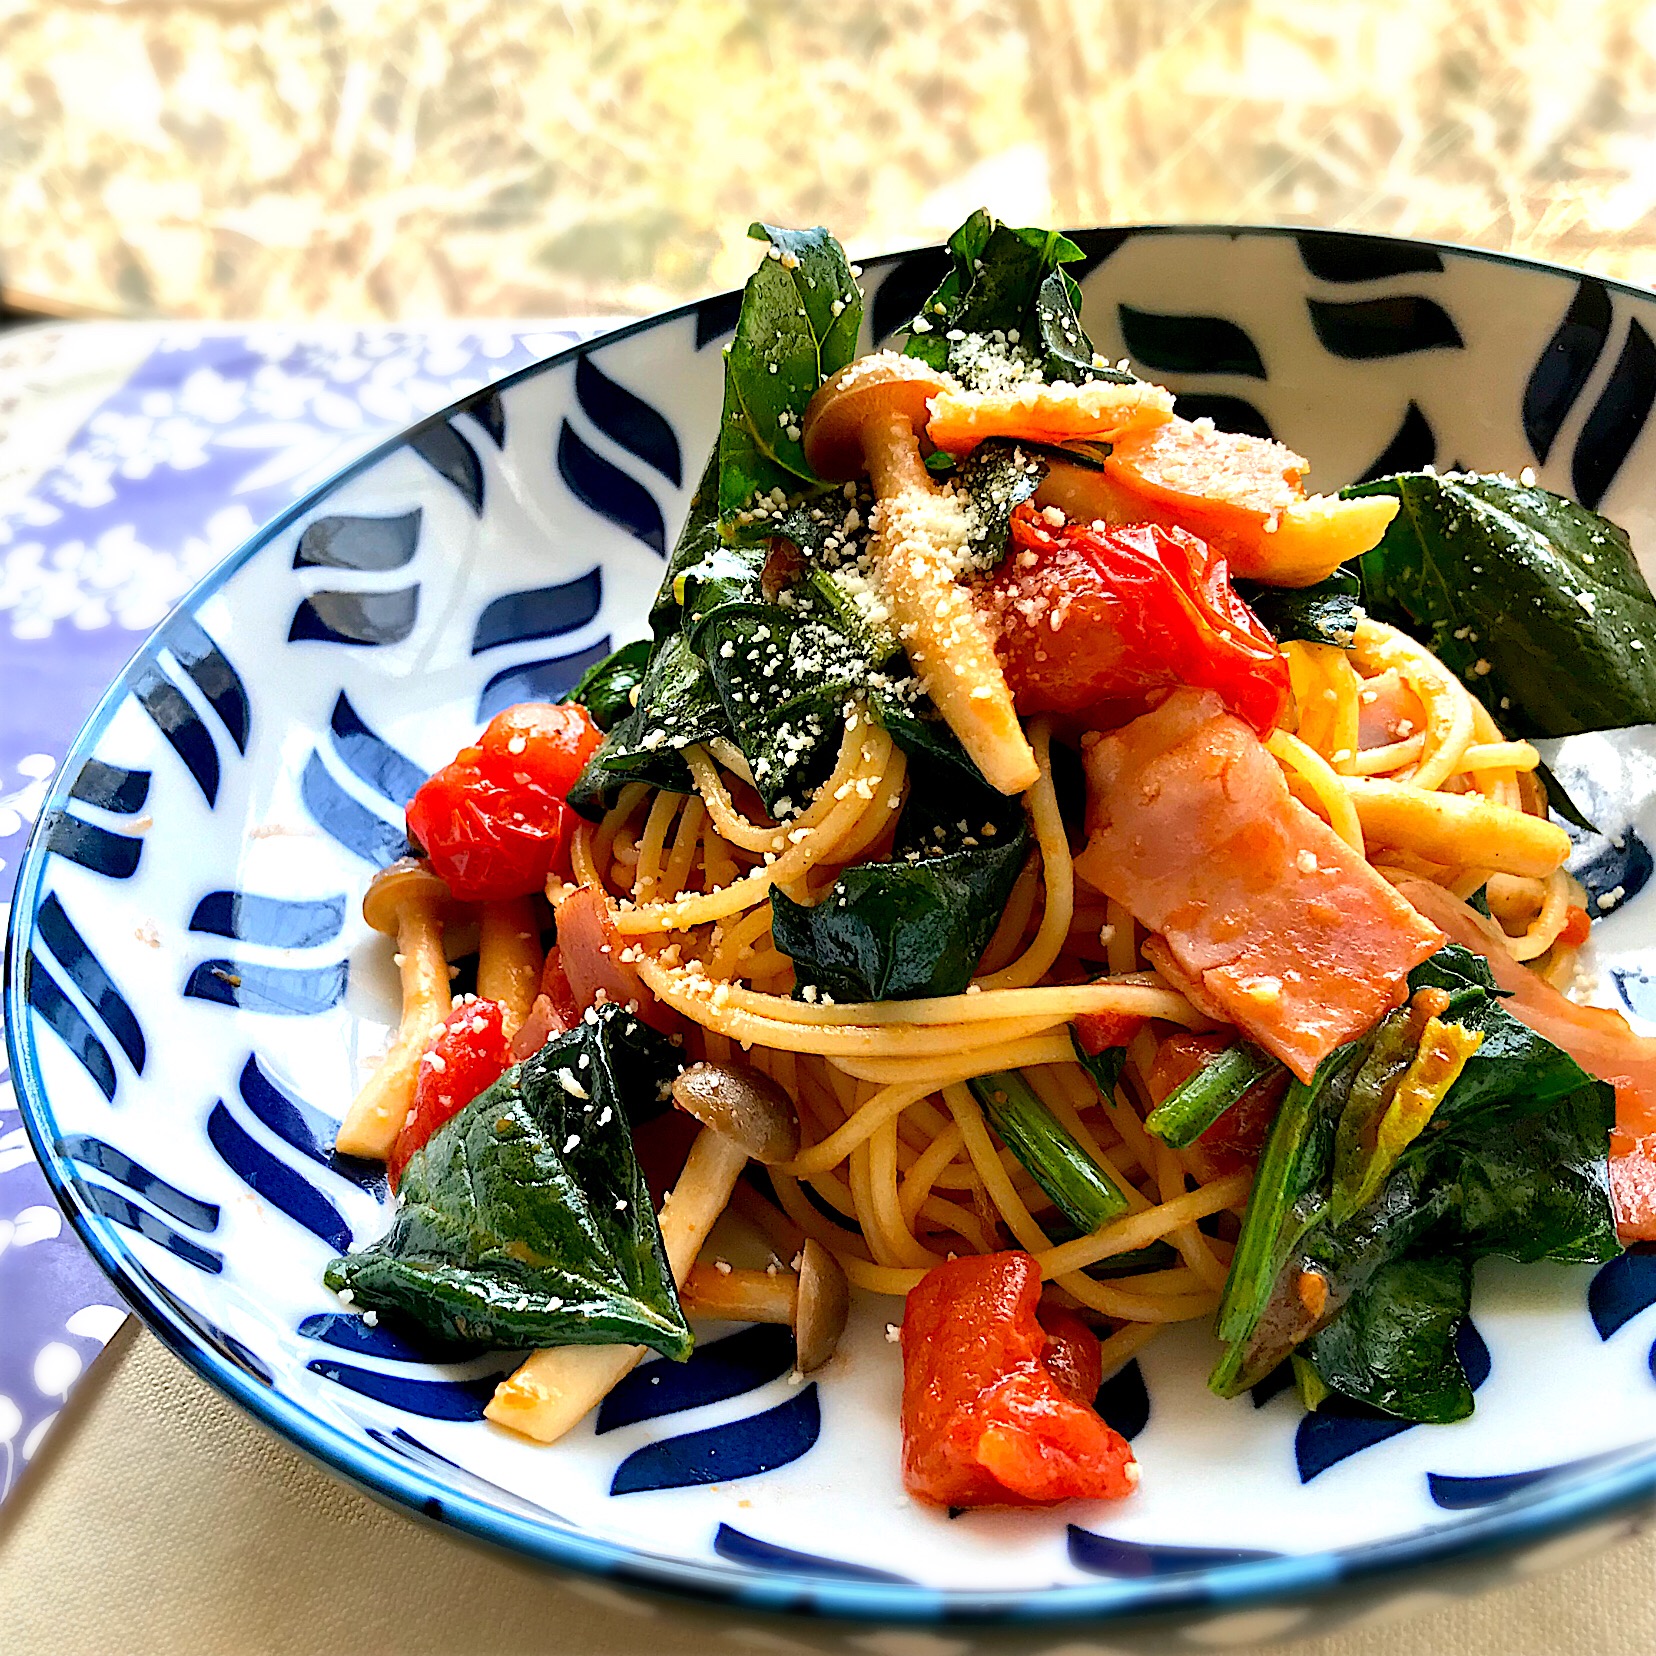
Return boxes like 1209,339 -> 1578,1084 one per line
1074,689 -> 1445,1081
1396,877 -> 1656,1241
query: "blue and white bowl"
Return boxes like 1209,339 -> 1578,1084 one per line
13,227 -> 1656,1646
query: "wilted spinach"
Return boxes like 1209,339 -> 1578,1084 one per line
569,638 -> 652,732
1235,567 -> 1363,650
324,1004 -> 691,1359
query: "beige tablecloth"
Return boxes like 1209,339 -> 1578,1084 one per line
0,1328 -> 1652,1656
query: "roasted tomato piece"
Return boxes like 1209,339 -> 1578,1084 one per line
1147,1032 -> 1288,1181
1035,1302 -> 1103,1408
900,1252 -> 1138,1508
981,506 -> 1289,735
1073,1010 -> 1145,1055
405,702 -> 602,902
387,997 -> 513,1189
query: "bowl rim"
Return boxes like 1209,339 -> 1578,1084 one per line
10,221 -> 1656,1628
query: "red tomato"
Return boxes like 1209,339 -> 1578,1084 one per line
1036,1302 -> 1102,1407
405,702 -> 603,902
387,997 -> 513,1190
900,1252 -> 1138,1508
981,507 -> 1289,736
1073,1010 -> 1145,1055
1559,906 -> 1592,951
1148,1032 -> 1287,1181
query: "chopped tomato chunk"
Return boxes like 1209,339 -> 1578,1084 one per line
1073,1010 -> 1145,1054
1075,689 -> 1445,1081
1148,1032 -> 1288,1180
980,507 -> 1289,736
1559,905 -> 1593,951
1035,1302 -> 1103,1407
900,1252 -> 1138,1508
406,702 -> 602,902
387,997 -> 512,1189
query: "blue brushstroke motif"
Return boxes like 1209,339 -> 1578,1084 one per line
870,250 -> 951,345
69,757 -> 150,814
1295,233 -> 1444,283
478,641 -> 613,721
131,1259 -> 271,1382
166,614 -> 251,753
1572,828 -> 1653,918
81,1182 -> 222,1273
294,510 -> 420,572
1093,1357 -> 1149,1442
207,1102 -> 352,1249
1613,970 -> 1656,1023
1573,317 -> 1656,511
1525,278 -> 1613,465
186,958 -> 349,1016
695,291 -> 743,350
408,420 -> 485,514
1356,401 -> 1437,483
300,750 -> 409,866
58,1132 -> 219,1232
237,1053 -> 384,1192
299,1313 -> 432,1362
1171,393 -> 1272,440
1067,1526 -> 1281,1578
1589,1244 -> 1656,1340
1427,1451 -> 1626,1511
468,390 -> 506,448
36,890 -> 144,1072
1307,296 -> 1464,359
133,661 -> 219,805
307,1360 -> 496,1420
713,1523 -> 912,1585
577,355 -> 683,485
472,569 -> 603,655
609,1383 -> 820,1495
556,421 -> 666,554
1117,304 -> 1265,378
42,812 -> 142,879
289,586 -> 420,647
329,692 -> 425,806
597,1324 -> 796,1434
189,890 -> 346,948
1295,1320 -> 1490,1483
25,951 -> 116,1099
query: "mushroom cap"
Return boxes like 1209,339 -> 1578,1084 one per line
793,1238 -> 850,1373
802,354 -> 951,481
361,856 -> 452,934
670,1060 -> 799,1164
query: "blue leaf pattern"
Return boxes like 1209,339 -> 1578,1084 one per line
471,570 -> 603,655
34,892 -> 144,1072
713,1523 -> 912,1584
609,1383 -> 821,1495
1118,304 -> 1265,378
1295,233 -> 1444,283
184,958 -> 349,1016
1589,1245 -> 1656,1341
188,891 -> 345,948
407,421 -> 485,514
556,421 -> 666,554
300,750 -> 410,866
294,510 -> 421,572
477,642 -> 614,720
576,356 -> 683,486
57,1134 -> 220,1232
68,758 -> 151,814
1572,317 -> 1656,510
132,661 -> 219,805
1524,278 -> 1613,465
207,1103 -> 352,1249
289,586 -> 420,648
597,1325 -> 796,1433
1306,296 -> 1464,359
41,812 -> 143,879
1067,1526 -> 1281,1578
1356,401 -> 1437,482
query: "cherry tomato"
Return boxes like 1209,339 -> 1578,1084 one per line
900,1252 -> 1137,1508
405,702 -> 602,902
387,997 -> 512,1190
981,506 -> 1289,736
1559,905 -> 1592,951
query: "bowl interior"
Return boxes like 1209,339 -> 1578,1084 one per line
13,226 -> 1656,1624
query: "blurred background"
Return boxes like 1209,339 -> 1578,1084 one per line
1,0 -> 1654,321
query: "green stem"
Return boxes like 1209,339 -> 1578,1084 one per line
968,1071 -> 1130,1233
1146,1043 -> 1280,1149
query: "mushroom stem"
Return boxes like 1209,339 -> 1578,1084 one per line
485,1127 -> 751,1443
682,1264 -> 797,1324
336,882 -> 452,1160
477,896 -> 544,1039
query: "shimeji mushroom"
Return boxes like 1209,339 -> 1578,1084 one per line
476,895 -> 544,1040
336,858 -> 453,1159
485,1060 -> 802,1443
681,1238 -> 851,1373
802,355 -> 1040,796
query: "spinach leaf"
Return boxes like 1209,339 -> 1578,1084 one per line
903,210 -> 1133,387
324,1004 -> 690,1359
650,447 -> 722,639
1070,1027 -> 1128,1100
1235,567 -> 1362,650
955,439 -> 1049,568
718,223 -> 862,528
1347,470 -> 1656,737
569,639 -> 652,733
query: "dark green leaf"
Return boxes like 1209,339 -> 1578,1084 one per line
569,639 -> 652,733
717,224 -> 862,526
650,447 -> 722,639
1347,470 -> 1656,737
1146,1041 -> 1280,1150
1235,567 -> 1362,650
324,1005 -> 691,1359
954,439 -> 1049,568
968,1070 -> 1130,1232
1070,1027 -> 1127,1100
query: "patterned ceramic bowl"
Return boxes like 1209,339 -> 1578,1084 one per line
12,228 -> 1656,1648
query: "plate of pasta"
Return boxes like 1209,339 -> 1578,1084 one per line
15,217 -> 1656,1641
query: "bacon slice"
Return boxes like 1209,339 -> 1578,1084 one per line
1396,877 -> 1656,1241
1074,689 -> 1445,1080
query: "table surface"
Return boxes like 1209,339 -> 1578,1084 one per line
3,316 -> 1656,1655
